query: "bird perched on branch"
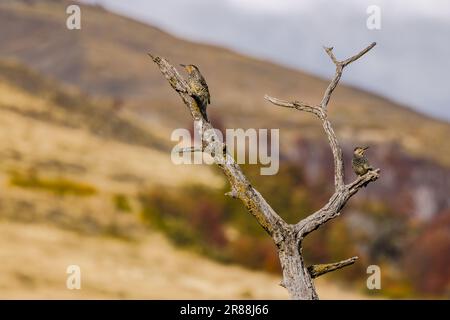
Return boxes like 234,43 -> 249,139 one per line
180,64 -> 210,120
352,146 -> 373,176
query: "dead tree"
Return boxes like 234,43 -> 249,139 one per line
148,42 -> 380,300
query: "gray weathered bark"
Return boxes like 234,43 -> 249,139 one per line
148,42 -> 380,300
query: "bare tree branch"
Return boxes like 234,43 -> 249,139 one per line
264,95 -> 321,117
295,169 -> 380,237
175,146 -> 203,154
149,42 -> 379,300
149,54 -> 288,238
321,114 -> 345,189
320,67 -> 342,110
265,42 -> 379,236
323,46 -> 339,65
321,42 -> 376,110
224,188 -> 239,199
308,256 -> 358,278
341,42 -> 377,67
347,168 -> 381,194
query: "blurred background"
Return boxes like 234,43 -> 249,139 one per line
0,0 -> 448,299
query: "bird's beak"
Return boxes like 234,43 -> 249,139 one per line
363,146 -> 369,151
179,64 -> 186,68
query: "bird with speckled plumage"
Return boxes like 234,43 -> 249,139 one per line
180,64 -> 210,120
352,146 -> 373,176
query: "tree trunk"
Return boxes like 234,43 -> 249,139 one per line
278,234 -> 318,300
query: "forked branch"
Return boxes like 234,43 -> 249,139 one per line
266,42 -> 380,238
321,42 -> 376,109
149,42 -> 380,299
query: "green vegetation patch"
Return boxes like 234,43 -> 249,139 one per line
10,171 -> 97,196
113,193 -> 132,212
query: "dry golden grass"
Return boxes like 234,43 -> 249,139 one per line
0,80 -> 222,193
0,221 -> 366,299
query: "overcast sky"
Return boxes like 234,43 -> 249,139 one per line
81,0 -> 450,122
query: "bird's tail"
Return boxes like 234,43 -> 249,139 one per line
193,96 -> 209,121
200,108 -> 209,121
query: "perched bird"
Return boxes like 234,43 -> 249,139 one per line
352,146 -> 373,176
180,64 -> 210,119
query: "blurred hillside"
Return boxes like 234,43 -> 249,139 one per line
0,59 -> 221,234
1,0 -> 450,166
0,220 -> 369,299
0,59 -> 366,299
0,0 -> 448,298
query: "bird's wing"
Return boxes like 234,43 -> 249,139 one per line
363,157 -> 372,169
199,75 -> 211,104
